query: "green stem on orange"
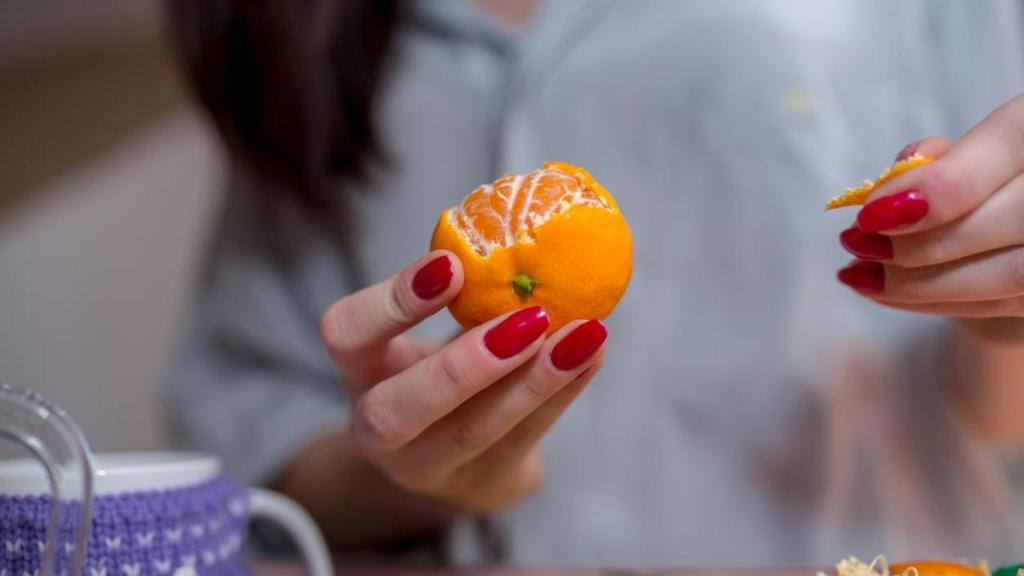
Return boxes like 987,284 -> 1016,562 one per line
511,273 -> 538,300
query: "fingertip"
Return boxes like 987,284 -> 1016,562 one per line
546,318 -> 607,343
573,352 -> 606,384
480,306 -> 550,360
321,253 -> 463,358
317,299 -> 342,348
856,188 -> 930,234
839,225 -> 894,260
409,250 -> 463,303
869,136 -> 950,204
548,319 -> 608,372
837,260 -> 886,294
912,135 -> 952,159
442,250 -> 466,296
428,248 -> 465,279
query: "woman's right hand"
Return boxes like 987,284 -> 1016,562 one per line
318,251 -> 607,512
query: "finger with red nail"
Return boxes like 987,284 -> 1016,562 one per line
318,251 -> 608,511
834,96 -> 1024,339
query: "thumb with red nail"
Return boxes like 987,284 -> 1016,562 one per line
295,250 -> 608,543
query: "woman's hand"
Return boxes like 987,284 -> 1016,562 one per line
317,251 -> 607,512
837,94 -> 1024,344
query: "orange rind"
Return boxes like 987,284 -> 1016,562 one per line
826,154 -> 934,210
890,562 -> 987,576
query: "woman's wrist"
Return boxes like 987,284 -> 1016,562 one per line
273,428 -> 462,552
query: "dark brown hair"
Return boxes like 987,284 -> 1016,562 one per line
166,0 -> 403,210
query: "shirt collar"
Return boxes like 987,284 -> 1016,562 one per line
408,0 -> 617,58
408,0 -> 518,54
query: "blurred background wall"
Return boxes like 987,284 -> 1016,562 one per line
0,0 -> 223,453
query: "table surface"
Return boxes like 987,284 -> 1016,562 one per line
252,562 -> 817,576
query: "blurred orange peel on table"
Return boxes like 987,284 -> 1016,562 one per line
819,556 -> 992,576
430,161 -> 633,335
825,154 -> 934,210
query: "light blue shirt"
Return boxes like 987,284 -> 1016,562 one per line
165,0 -> 1024,565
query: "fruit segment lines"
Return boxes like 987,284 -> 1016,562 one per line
448,167 -> 610,257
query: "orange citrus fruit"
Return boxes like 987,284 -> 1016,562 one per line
890,562 -> 985,576
430,161 -> 632,334
826,154 -> 934,210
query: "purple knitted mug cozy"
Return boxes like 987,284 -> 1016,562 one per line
0,475 -> 250,576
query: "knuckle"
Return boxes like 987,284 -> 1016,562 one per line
430,349 -> 472,396
923,162 -> 959,198
353,394 -> 403,449
521,379 -> 550,399
523,368 -> 565,399
901,241 -> 951,269
922,163 -> 968,223
450,416 -> 484,449
526,351 -> 587,399
384,279 -> 417,327
923,239 -> 959,267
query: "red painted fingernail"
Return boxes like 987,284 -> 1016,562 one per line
550,320 -> 608,371
484,307 -> 549,359
412,255 -> 453,300
837,261 -> 885,293
895,140 -> 919,162
856,189 -> 929,232
839,227 -> 893,260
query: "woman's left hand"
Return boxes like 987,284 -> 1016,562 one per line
836,94 -> 1024,343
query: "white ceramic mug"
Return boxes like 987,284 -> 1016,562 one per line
0,385 -> 332,576
0,452 -> 333,576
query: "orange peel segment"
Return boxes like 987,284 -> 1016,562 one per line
890,563 -> 987,576
826,154 -> 934,210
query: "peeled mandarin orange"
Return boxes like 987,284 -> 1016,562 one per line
826,154 -> 934,210
430,161 -> 632,334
